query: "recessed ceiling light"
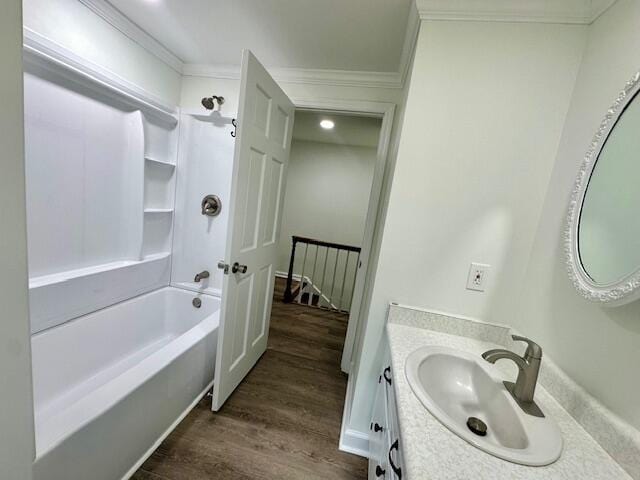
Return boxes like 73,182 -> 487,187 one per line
320,119 -> 335,130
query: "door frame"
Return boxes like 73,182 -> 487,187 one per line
288,98 -> 395,374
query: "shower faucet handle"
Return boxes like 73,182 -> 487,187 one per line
201,195 -> 222,217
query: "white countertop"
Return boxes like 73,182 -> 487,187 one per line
387,322 -> 631,480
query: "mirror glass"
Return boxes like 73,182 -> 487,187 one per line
578,90 -> 640,285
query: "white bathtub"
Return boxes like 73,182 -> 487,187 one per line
31,286 -> 220,480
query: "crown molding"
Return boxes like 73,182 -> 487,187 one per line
415,0 -> 618,24
77,0 -> 184,73
183,64 -> 405,89
398,2 -> 420,87
74,0 -> 418,90
182,4 -> 419,90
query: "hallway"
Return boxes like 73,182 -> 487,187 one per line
132,278 -> 367,479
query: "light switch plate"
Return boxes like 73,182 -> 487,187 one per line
467,263 -> 490,292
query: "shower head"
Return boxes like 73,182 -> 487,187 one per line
201,95 -> 225,111
201,97 -> 215,110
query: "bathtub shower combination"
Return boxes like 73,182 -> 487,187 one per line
32,289 -> 219,479
23,45 -> 235,480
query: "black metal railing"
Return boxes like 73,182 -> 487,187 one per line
283,235 -> 361,313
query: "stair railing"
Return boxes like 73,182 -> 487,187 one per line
283,235 -> 361,313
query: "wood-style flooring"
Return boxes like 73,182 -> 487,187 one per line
131,278 -> 367,480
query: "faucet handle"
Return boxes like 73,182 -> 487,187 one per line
511,335 -> 542,360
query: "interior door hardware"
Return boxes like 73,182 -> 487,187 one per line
232,262 -> 248,274
231,118 -> 237,137
201,195 -> 222,217
217,261 -> 230,274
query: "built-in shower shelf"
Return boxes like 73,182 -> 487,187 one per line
144,157 -> 176,168
144,208 -> 174,214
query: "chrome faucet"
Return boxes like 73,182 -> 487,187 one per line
194,270 -> 210,282
482,335 -> 544,417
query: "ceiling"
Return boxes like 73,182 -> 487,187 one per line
292,111 -> 381,148
106,0 -> 413,72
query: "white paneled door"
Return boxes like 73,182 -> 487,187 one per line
212,50 -> 295,410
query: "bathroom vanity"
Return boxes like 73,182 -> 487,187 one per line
369,344 -> 404,480
369,304 -> 632,480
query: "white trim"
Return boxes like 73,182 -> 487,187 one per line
398,2 -> 420,87
75,0 -> 420,90
22,28 -> 178,124
121,380 -> 214,480
339,361 -> 370,458
416,0 -> 618,24
340,429 -> 370,458
77,0 -> 184,73
274,270 -> 290,279
292,98 -> 395,116
183,63 -> 404,89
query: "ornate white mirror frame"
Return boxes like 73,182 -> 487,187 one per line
565,70 -> 640,306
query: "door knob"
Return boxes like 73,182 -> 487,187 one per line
232,262 -> 248,274
217,261 -> 229,274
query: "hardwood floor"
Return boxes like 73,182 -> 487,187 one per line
131,278 -> 367,480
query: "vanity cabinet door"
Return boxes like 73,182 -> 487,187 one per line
369,371 -> 389,479
382,364 -> 404,480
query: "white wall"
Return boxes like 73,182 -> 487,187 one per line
514,0 -> 640,431
349,20 -> 587,432
277,139 -> 377,275
0,1 -> 36,478
23,0 -> 182,106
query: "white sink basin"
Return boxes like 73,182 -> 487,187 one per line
405,346 -> 562,466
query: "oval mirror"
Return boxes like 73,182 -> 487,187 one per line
566,70 -> 640,306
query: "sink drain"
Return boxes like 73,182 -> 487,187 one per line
466,417 -> 487,436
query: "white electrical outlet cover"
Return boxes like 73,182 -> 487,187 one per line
467,263 -> 490,292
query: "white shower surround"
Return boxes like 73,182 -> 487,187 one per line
22,36 -> 230,480
31,287 -> 219,480
171,112 -> 235,298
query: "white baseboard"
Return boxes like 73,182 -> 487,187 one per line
339,427 -> 370,458
339,368 -> 370,458
275,270 -> 291,279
